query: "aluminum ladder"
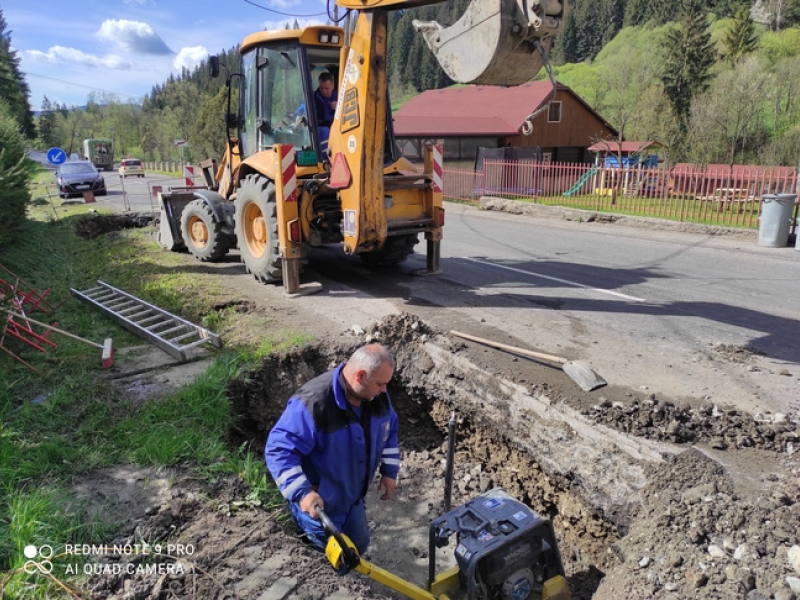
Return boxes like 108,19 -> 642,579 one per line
71,281 -> 222,362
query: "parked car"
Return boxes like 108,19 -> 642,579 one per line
55,161 -> 107,198
119,158 -> 145,178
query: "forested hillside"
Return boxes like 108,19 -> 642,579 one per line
6,1 -> 800,167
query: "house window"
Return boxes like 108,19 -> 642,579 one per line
548,101 -> 562,123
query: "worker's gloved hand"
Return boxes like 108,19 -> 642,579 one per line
335,561 -> 350,576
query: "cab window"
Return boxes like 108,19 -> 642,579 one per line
257,43 -> 311,151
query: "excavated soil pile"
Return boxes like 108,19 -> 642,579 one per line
73,213 -> 154,239
85,314 -> 800,600
582,396 -> 798,452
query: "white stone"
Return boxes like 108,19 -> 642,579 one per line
788,545 -> 800,575
664,582 -> 678,591
723,538 -> 737,551
708,545 -> 727,559
786,576 -> 800,595
639,557 -> 651,568
734,544 -> 752,561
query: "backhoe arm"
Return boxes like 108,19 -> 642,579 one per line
335,0 -> 566,86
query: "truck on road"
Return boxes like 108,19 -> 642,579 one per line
82,138 -> 114,172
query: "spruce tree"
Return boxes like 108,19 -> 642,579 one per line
660,0 -> 716,127
37,96 -> 59,148
0,10 -> 35,138
721,4 -> 759,65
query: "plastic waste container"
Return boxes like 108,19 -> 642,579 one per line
758,193 -> 795,247
796,219 -> 800,251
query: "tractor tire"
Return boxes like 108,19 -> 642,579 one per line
234,174 -> 282,283
360,234 -> 419,267
180,198 -> 231,262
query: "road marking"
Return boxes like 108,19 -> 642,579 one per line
465,257 -> 647,302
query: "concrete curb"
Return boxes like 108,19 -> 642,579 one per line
479,196 -> 759,241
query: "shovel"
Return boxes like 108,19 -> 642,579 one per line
5,310 -> 114,368
450,330 -> 607,392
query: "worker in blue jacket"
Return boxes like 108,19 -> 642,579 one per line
265,343 -> 400,556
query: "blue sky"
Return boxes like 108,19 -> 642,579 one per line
4,0 -> 332,109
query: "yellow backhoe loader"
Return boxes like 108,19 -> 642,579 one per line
156,0 -> 566,296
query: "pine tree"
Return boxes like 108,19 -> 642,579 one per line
660,0 -> 716,127
0,9 -> 35,138
37,96 -> 59,148
721,4 -> 759,65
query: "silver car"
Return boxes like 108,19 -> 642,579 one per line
55,161 -> 107,198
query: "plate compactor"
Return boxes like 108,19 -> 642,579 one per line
317,416 -> 571,600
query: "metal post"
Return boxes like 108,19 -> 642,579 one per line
443,411 -> 456,512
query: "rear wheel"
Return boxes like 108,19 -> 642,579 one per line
360,234 -> 419,267
180,198 -> 231,261
234,175 -> 282,282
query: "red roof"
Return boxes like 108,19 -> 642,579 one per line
393,82 -> 560,136
588,141 -> 661,154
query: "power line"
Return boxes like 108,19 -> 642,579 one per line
242,0 -> 327,17
25,72 -> 140,99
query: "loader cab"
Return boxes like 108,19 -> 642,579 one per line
237,28 -> 344,166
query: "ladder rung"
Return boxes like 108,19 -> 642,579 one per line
126,309 -> 154,320
91,292 -> 118,302
160,324 -> 190,336
106,299 -> 136,309
145,320 -> 172,331
179,337 -> 217,351
134,314 -> 163,325
170,331 -> 199,343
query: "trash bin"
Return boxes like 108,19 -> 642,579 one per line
758,193 -> 795,247
796,219 -> 800,251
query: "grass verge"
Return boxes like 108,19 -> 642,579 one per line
1,194 -> 301,598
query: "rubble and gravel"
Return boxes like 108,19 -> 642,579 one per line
582,395 -> 798,453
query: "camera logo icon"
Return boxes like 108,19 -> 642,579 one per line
23,545 -> 54,575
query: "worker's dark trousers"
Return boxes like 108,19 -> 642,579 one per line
290,498 -> 370,556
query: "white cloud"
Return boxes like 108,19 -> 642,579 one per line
96,19 -> 173,55
173,46 -> 209,71
23,46 -> 131,69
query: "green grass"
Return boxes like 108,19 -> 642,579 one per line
0,199 -> 307,597
487,193 -> 760,229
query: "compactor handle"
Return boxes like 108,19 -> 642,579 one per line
314,505 -> 361,570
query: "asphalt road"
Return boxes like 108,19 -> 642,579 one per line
305,204 -> 800,415
90,176 -> 800,415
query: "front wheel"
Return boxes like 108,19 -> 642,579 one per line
180,198 -> 231,261
234,175 -> 282,282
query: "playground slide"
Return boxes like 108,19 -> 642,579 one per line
563,167 -> 598,197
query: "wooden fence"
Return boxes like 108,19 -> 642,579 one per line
442,160 -> 800,230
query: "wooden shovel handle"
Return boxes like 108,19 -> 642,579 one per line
450,330 -> 567,365
4,310 -> 102,349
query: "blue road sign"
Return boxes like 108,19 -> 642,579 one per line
46,147 -> 67,165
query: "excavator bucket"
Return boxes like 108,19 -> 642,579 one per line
413,0 -> 566,86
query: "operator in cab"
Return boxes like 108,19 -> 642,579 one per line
265,344 -> 400,558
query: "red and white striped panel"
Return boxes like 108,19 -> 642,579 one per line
183,164 -> 195,187
432,143 -> 443,193
280,145 -> 297,203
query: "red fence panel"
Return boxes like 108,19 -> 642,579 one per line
441,160 -> 799,230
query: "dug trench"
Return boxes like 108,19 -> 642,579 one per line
223,314 -> 800,600
84,314 -> 800,600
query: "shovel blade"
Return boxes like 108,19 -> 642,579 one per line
563,360 -> 606,392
